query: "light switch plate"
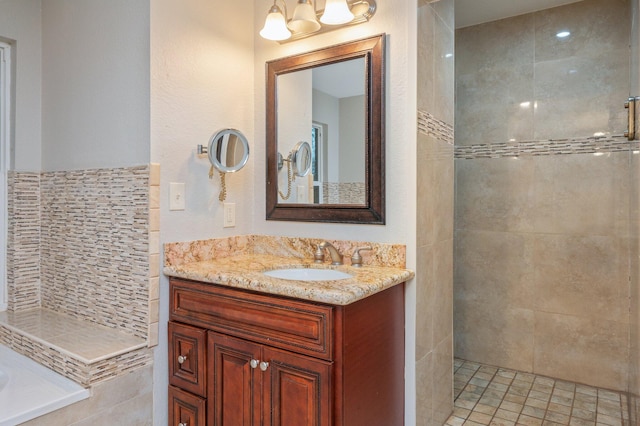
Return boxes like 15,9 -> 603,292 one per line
169,183 -> 185,211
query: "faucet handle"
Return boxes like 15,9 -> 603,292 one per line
314,244 -> 326,263
350,246 -> 372,267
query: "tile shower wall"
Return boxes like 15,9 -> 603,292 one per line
7,165 -> 155,341
417,0 -> 455,424
454,0 -> 632,392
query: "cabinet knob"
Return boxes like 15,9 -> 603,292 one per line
177,355 -> 187,364
250,359 -> 259,369
178,422 -> 188,426
259,361 -> 269,371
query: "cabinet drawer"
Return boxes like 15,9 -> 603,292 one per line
170,278 -> 334,360
169,322 -> 207,397
169,385 -> 206,426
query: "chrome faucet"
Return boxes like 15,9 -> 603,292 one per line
314,241 -> 344,265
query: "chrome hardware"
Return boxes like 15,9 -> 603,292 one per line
177,355 -> 187,364
178,422 -> 188,426
197,144 -> 208,155
350,246 -> 372,267
625,97 -> 636,141
315,241 -> 343,265
250,359 -> 259,369
259,361 -> 270,371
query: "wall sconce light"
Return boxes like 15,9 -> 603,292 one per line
260,0 -> 377,43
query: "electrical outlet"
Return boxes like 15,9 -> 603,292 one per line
169,183 -> 185,211
224,203 -> 236,228
297,185 -> 306,203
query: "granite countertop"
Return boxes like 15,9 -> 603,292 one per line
163,253 -> 414,305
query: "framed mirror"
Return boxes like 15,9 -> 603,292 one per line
266,34 -> 385,224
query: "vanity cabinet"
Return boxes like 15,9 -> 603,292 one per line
208,331 -> 331,425
168,277 -> 404,426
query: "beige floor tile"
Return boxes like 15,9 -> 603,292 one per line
495,409 -> 521,422
446,359 -> 627,426
544,410 -> 570,424
469,411 -> 494,424
518,413 -> 544,425
548,402 -> 572,416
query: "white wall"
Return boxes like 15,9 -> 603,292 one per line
338,94 -> 365,182
0,0 -> 42,172
41,0 -> 149,171
150,0 -> 255,423
312,88 -> 340,181
252,0 -> 417,423
277,69 -> 312,203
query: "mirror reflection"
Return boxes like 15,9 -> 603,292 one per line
277,141 -> 312,200
277,58 -> 366,205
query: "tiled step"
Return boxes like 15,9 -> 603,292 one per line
0,308 -> 152,387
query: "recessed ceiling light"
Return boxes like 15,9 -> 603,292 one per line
556,31 -> 571,38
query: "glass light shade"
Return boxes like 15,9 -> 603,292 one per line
289,0 -> 321,34
260,5 -> 292,41
320,0 -> 354,25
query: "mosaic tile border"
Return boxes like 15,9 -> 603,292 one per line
418,109 -> 454,145
455,135 -> 639,159
0,323 -> 152,387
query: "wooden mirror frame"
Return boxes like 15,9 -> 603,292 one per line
265,34 -> 386,224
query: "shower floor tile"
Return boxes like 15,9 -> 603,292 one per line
446,359 -> 630,426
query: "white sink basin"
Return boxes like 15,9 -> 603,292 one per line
263,268 -> 352,281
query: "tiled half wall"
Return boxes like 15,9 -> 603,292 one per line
3,164 -> 160,385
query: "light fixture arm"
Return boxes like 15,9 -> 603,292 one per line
274,0 -> 288,20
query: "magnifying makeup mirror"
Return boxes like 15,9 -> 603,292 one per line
208,129 -> 250,173
198,129 -> 250,201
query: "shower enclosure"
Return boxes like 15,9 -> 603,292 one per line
453,0 -> 640,422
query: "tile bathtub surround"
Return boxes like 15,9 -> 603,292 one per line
39,165 -> 151,339
5,164 -> 159,385
447,359 -> 630,426
164,234 -> 407,269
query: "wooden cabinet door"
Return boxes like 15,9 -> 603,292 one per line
208,332 -> 262,426
169,321 -> 207,397
169,385 -> 206,426
262,346 -> 332,426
